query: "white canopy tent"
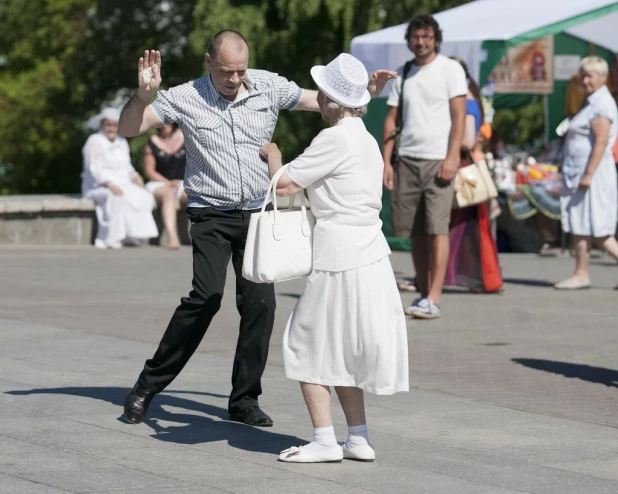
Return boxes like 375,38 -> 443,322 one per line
351,0 -> 618,92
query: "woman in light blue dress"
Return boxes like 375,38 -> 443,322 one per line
555,56 -> 618,290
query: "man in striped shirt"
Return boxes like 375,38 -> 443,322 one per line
119,30 -> 393,427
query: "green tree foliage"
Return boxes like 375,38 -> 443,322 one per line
492,98 -> 546,153
0,0 -> 471,194
0,0 -> 200,194
0,0 -> 92,194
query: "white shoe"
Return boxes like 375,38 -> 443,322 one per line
409,298 -> 441,319
554,277 -> 591,290
341,443 -> 375,462
404,297 -> 423,316
278,445 -> 343,463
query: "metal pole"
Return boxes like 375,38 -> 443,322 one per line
544,94 -> 550,146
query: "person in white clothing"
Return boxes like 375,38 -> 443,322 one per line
260,53 -> 409,464
554,56 -> 618,290
82,107 -> 158,249
383,14 -> 467,319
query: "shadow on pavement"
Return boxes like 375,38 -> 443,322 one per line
512,359 -> 618,388
503,278 -> 554,287
6,386 -> 304,454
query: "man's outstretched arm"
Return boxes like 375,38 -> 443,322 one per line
292,69 -> 397,112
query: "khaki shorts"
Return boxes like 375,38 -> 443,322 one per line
391,156 -> 454,238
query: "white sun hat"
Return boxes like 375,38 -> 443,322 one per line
310,53 -> 371,109
86,107 -> 121,130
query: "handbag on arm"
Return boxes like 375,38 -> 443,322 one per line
453,153 -> 498,208
242,165 -> 316,283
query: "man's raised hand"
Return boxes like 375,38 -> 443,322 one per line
137,50 -> 162,103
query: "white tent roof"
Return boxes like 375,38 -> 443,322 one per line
567,9 -> 618,51
351,0 -> 618,87
425,0 -> 616,43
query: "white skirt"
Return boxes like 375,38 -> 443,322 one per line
146,181 -> 185,200
283,256 -> 409,395
85,184 -> 158,247
560,157 -> 618,237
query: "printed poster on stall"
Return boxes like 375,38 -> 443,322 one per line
489,36 -> 554,94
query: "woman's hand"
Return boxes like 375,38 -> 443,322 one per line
578,172 -> 593,191
131,173 -> 145,187
579,117 -> 611,191
368,70 -> 398,98
104,182 -> 123,196
259,143 -> 281,163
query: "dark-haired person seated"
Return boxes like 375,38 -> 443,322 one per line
144,123 -> 187,250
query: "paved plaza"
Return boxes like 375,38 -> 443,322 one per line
0,245 -> 617,493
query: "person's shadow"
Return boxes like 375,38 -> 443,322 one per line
6,387 -> 304,454
512,359 -> 618,388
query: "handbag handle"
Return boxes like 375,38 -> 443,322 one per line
260,165 -> 311,240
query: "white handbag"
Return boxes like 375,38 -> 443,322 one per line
453,160 -> 498,208
242,165 -> 316,283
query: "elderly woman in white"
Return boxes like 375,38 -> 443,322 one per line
82,108 -> 158,249
260,54 -> 409,464
555,57 -> 618,289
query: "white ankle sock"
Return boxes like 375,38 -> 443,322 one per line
301,425 -> 339,454
343,424 -> 370,449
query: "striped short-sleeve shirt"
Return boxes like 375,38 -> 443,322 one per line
151,69 -> 303,210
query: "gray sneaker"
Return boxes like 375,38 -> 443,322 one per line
409,298 -> 441,319
404,297 -> 423,316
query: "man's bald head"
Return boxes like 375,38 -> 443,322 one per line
205,30 -> 250,101
207,30 -> 249,59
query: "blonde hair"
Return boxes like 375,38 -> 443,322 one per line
580,56 -> 609,76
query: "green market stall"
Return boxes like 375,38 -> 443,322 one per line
352,0 -> 618,250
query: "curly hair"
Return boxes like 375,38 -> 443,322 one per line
405,14 -> 443,48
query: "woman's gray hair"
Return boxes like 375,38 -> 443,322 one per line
325,96 -> 368,118
580,56 -> 609,76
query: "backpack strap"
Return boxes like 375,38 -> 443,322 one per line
395,60 -> 414,134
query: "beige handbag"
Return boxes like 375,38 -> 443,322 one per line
453,160 -> 498,208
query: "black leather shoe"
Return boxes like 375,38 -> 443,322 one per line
124,382 -> 156,424
229,406 -> 273,427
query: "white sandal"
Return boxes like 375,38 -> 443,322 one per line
278,445 -> 343,463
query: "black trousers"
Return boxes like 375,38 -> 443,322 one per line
138,206 -> 276,414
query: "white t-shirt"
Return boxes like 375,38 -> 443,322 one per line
387,54 -> 467,160
286,117 -> 391,272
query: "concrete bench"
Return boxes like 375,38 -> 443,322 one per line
0,194 -> 299,246
0,195 -> 96,245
